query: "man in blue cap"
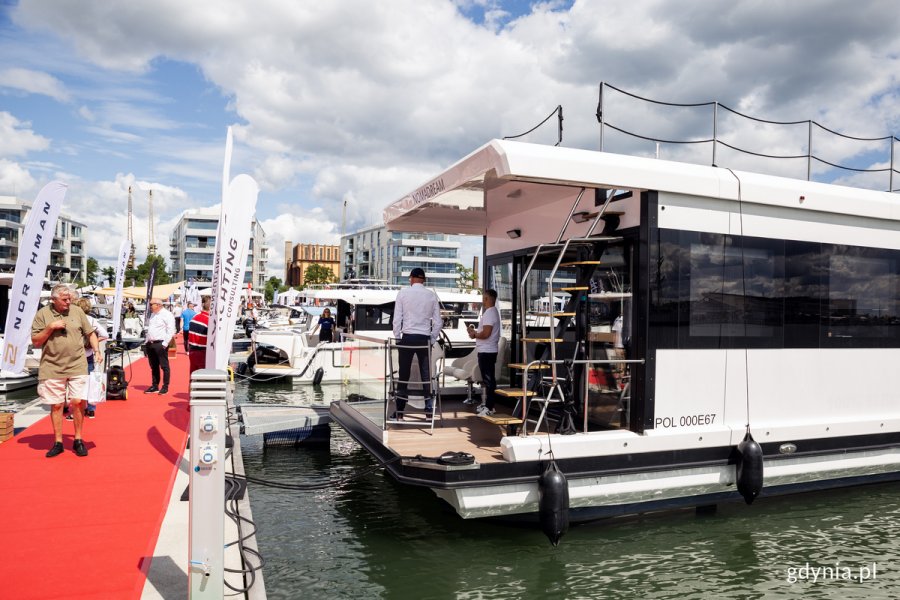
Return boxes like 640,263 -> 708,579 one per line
391,267 -> 441,419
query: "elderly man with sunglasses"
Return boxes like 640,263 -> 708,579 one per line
144,297 -> 176,395
31,284 -> 101,457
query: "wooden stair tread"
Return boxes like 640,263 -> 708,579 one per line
533,312 -> 576,317
496,388 -> 537,397
522,337 -> 563,343
508,362 -> 550,370
559,286 -> 588,291
479,414 -> 524,426
559,261 -> 602,267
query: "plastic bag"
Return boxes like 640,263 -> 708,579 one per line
85,370 -> 106,403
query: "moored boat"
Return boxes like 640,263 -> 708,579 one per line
329,138 -> 900,535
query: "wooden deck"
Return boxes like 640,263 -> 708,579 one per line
343,397 -> 534,464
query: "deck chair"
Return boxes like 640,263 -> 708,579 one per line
442,346 -> 480,402
448,337 -> 510,405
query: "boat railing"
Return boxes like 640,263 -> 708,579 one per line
518,357 -> 644,437
597,82 -> 900,193
341,332 -> 442,434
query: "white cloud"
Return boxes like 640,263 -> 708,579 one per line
4,0 -> 900,271
0,159 -> 37,196
260,210 -> 341,278
0,67 -> 70,101
0,112 -> 51,157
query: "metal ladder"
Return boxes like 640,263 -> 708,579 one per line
511,188 -> 623,433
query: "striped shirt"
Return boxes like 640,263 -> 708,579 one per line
188,311 -> 210,351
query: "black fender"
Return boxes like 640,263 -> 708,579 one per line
736,431 -> 764,505
538,460 -> 569,546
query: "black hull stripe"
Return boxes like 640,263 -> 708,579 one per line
332,402 -> 900,490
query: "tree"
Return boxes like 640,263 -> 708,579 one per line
126,254 -> 170,287
264,276 -> 287,302
86,257 -> 99,285
455,263 -> 478,292
101,266 -> 116,286
303,263 -> 335,286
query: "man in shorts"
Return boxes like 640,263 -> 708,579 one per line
31,284 -> 102,457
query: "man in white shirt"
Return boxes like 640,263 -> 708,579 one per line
144,297 -> 176,395
391,267 -> 442,419
468,289 -> 502,416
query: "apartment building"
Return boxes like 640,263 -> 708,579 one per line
0,195 -> 87,282
283,242 -> 340,286
168,207 -> 269,287
340,224 -> 461,290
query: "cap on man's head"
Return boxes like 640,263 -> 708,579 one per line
409,267 -> 426,279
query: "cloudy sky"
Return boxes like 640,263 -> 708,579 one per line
0,0 -> 898,278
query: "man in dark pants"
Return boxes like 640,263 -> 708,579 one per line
391,267 -> 442,420
468,289 -> 501,416
144,297 -> 176,395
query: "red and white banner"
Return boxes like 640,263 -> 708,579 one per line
1,181 -> 67,373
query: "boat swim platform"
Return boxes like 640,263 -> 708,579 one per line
0,347 -> 266,600
333,397 -> 549,465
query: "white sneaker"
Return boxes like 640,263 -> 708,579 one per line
476,405 -> 495,416
462,397 -> 479,406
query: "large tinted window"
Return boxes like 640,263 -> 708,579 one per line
650,228 -> 900,349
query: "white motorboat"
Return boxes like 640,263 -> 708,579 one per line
244,287 -> 481,384
328,136 -> 900,541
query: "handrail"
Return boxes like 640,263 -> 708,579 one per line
519,357 -> 644,436
597,82 -> 900,193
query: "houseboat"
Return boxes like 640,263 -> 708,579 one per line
329,138 -> 900,537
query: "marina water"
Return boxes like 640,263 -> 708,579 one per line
236,382 -> 900,599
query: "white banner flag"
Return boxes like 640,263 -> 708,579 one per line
206,174 -> 258,370
206,128 -> 232,370
110,240 -> 130,339
1,181 -> 67,373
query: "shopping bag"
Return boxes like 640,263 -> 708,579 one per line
85,370 -> 107,403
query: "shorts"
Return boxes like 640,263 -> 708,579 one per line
38,375 -> 90,405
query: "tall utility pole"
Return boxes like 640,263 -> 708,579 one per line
127,186 -> 136,269
147,189 -> 157,256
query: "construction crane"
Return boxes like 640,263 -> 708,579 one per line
147,189 -> 157,256
127,186 -> 135,269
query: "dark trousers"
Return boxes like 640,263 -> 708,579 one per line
182,330 -> 190,352
146,341 -> 171,388
319,330 -> 333,343
395,334 -> 431,411
478,352 -> 498,409
189,349 -> 206,374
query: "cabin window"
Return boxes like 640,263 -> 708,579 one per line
825,248 -> 899,345
358,305 -> 393,330
650,229 -> 900,350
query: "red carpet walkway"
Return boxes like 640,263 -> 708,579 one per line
0,348 -> 192,599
